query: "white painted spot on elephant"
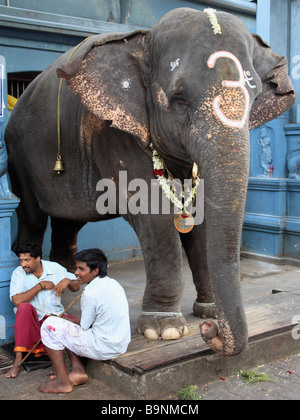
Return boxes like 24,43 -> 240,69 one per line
170,59 -> 180,72
244,70 -> 256,89
121,79 -> 131,90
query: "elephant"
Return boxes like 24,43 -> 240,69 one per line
5,8 -> 294,356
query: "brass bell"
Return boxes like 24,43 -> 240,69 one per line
53,155 -> 64,174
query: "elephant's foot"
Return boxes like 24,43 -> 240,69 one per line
138,312 -> 188,340
193,300 -> 217,319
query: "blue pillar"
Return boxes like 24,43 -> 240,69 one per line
242,0 -> 300,264
0,55 -> 19,345
255,0 -> 271,44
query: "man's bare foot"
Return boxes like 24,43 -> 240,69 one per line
5,352 -> 23,379
49,370 -> 88,387
69,371 -> 88,386
5,363 -> 22,378
38,379 -> 73,394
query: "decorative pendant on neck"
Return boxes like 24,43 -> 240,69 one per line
151,144 -> 200,213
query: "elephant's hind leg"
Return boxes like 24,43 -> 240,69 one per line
9,165 -> 48,251
50,217 -> 86,272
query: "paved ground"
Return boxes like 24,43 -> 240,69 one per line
195,353 -> 300,400
0,255 -> 300,400
0,364 -> 129,400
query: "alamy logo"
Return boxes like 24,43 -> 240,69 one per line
95,171 -> 204,225
291,55 -> 300,80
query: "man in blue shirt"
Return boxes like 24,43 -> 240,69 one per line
38,248 -> 131,394
5,241 -> 80,379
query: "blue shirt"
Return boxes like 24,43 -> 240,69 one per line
80,276 -> 131,360
9,260 -> 76,320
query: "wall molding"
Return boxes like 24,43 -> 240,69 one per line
243,213 -> 300,235
0,5 -> 148,38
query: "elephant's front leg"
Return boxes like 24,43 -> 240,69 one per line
130,214 -> 188,340
180,221 -> 217,319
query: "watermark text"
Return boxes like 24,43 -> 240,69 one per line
96,171 -> 204,225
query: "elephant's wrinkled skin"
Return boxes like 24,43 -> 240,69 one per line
5,9 -> 294,355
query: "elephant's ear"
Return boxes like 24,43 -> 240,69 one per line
249,34 -> 295,130
57,31 -> 150,145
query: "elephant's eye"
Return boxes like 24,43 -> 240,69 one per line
171,94 -> 189,116
176,98 -> 188,106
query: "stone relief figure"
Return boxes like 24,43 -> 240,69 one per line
287,138 -> 300,180
0,136 -> 14,199
257,127 -> 273,177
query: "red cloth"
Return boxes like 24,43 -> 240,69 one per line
14,302 -> 75,355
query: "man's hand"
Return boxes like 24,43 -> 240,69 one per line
52,278 -> 71,297
40,281 -> 55,291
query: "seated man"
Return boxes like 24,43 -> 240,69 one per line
38,248 -> 131,394
5,241 -> 80,378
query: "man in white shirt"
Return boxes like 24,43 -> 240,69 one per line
5,241 -> 80,379
38,248 -> 131,394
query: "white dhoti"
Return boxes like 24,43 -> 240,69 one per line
41,316 -> 101,360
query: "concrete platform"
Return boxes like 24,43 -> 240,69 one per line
60,255 -> 300,400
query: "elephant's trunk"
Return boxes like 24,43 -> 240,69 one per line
191,128 -> 250,356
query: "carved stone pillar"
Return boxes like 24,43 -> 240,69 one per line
0,55 -> 19,345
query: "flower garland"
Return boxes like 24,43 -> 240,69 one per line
152,147 -> 200,214
204,8 -> 222,35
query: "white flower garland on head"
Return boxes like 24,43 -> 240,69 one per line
152,147 -> 200,213
204,8 -> 222,35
